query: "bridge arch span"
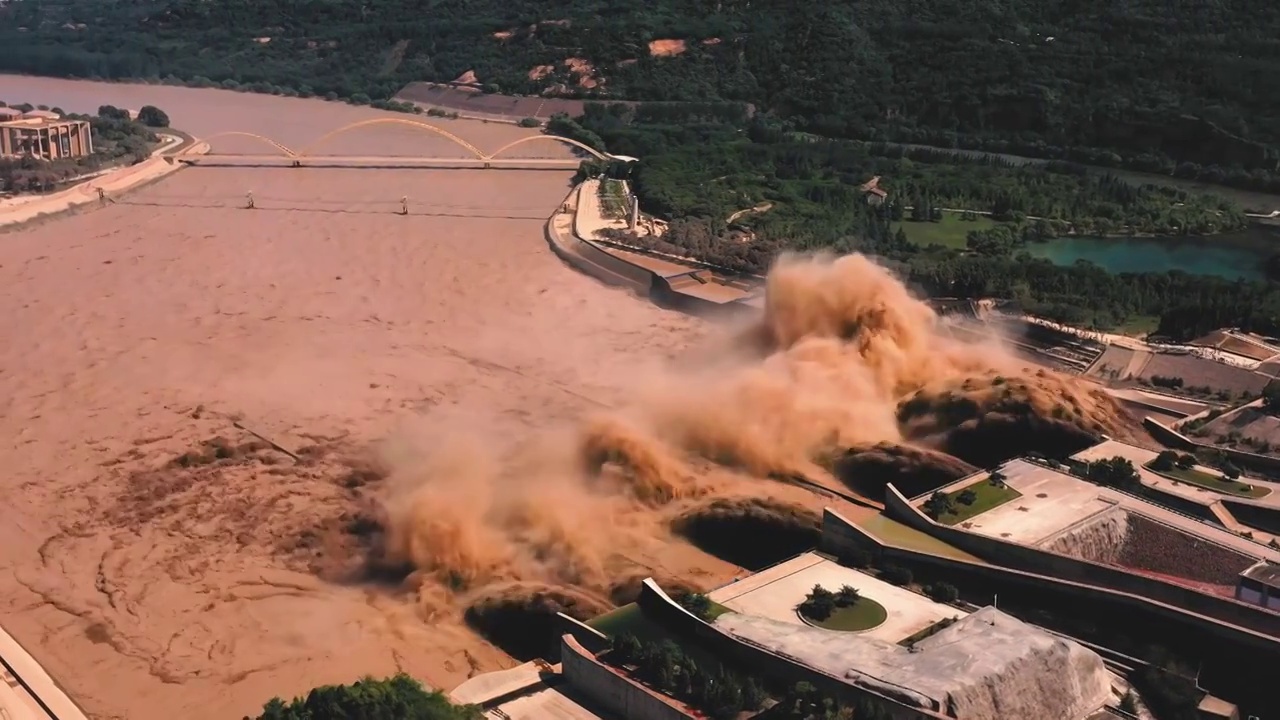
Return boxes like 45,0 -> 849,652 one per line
200,131 -> 298,157
485,134 -> 607,161
297,118 -> 485,159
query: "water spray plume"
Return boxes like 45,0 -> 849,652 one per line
371,251 -> 1137,649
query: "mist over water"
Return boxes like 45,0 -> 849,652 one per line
372,251 -> 1136,632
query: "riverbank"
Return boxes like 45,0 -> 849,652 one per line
0,131 -> 189,231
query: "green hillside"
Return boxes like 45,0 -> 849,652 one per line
2,0 -> 1279,191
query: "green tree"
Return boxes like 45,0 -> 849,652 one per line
798,585 -> 837,621
1085,457 -> 1140,490
137,105 -> 169,127
923,490 -> 954,519
1264,380 -> 1280,413
1152,450 -> 1178,472
246,674 -> 481,720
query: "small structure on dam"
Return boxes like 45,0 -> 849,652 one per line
716,606 -> 1112,720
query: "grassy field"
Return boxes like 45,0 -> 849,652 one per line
1112,314 -> 1161,338
1145,463 -> 1272,499
800,598 -> 888,632
894,213 -> 1001,249
936,479 -> 1024,526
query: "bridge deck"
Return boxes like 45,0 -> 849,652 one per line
178,155 -> 583,170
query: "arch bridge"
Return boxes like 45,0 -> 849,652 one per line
182,118 -> 626,169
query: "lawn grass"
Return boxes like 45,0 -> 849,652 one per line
799,598 -> 888,632
1144,462 -> 1271,499
1111,314 -> 1161,338
894,213 -> 1001,250
934,479 -> 1024,526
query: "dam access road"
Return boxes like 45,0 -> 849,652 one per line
0,76 -> 741,720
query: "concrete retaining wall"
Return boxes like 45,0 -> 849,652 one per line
543,187 -> 650,293
1136,483 -> 1220,523
882,485 -> 1280,637
1223,499 -> 1280,535
568,185 -> 656,291
1145,417 -> 1280,476
819,509 -> 1280,655
554,611 -> 612,655
634,580 -> 945,720
560,634 -> 696,720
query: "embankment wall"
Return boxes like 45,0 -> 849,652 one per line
0,155 -> 180,230
561,634 -> 697,720
1224,499 -> 1280,535
877,491 -> 1280,637
1145,417 -> 1280,476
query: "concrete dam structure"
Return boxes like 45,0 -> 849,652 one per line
715,606 -> 1111,720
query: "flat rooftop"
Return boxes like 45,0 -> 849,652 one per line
924,460 -> 1116,546
716,606 -> 1109,717
449,660 -> 616,720
485,684 -> 618,720
934,450 -> 1280,563
708,553 -> 963,644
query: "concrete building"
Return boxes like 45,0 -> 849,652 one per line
716,605 -> 1112,720
1236,560 -> 1280,611
0,117 -> 93,160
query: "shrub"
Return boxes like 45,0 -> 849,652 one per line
798,585 -> 837,621
957,488 -> 978,505
518,117 -> 541,127
1176,453 -> 1196,470
1221,462 -> 1242,480
925,582 -> 959,603
923,490 -> 954,519
1152,450 -> 1178,472
834,585 -> 861,607
881,565 -> 913,586
137,105 -> 170,127
677,592 -> 714,621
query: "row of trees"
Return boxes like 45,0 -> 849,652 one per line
608,634 -> 767,719
248,674 -> 480,720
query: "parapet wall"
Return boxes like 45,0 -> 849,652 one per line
875,491 -> 1280,632
1145,417 -> 1280,475
560,634 -> 696,720
543,185 -> 651,293
1224,499 -> 1280,535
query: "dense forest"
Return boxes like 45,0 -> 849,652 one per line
2,0 -> 1279,192
564,103 -> 1280,340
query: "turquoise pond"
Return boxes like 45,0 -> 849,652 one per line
1024,224 -> 1280,281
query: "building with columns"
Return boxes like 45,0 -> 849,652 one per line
0,117 -> 94,160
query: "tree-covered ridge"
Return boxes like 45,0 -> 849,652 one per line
3,0 -> 1279,191
566,104 -> 1280,340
